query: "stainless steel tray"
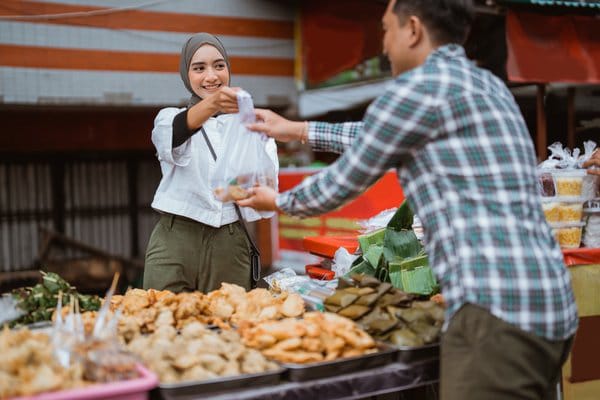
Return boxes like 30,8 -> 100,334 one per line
158,367 -> 285,398
395,342 -> 439,363
281,342 -> 398,382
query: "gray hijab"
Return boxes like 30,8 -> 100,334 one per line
179,32 -> 230,107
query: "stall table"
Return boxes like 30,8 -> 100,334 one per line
154,358 -> 438,400
303,235 -> 600,267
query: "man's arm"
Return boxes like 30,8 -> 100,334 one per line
309,121 -> 363,154
275,83 -> 439,217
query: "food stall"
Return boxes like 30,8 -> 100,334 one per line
1,269 -> 441,400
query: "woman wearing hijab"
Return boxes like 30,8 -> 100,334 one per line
143,32 -> 278,293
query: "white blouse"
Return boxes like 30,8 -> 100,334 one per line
151,107 -> 278,227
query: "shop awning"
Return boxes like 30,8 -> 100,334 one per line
500,0 -> 600,9
506,10 -> 600,83
298,78 -> 392,118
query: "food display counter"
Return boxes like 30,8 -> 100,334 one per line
154,358 -> 438,400
302,234 -> 600,400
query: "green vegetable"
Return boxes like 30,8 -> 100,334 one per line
8,271 -> 101,328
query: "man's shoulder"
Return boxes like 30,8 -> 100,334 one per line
394,54 -> 509,102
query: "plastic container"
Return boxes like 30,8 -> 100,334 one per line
582,199 -> 600,248
10,364 -> 158,400
541,196 -> 584,223
541,198 -> 560,222
558,202 -> 583,223
550,222 -> 585,249
537,170 -> 556,197
553,169 -> 586,197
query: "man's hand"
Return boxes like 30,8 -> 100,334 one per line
236,186 -> 279,211
583,149 -> 600,176
246,109 -> 306,143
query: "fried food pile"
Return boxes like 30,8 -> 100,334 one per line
206,283 -> 304,325
0,327 -> 85,398
109,288 -> 212,341
238,312 -> 377,364
126,321 -> 278,383
79,284 -> 305,343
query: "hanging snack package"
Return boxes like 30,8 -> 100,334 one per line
212,90 -> 278,202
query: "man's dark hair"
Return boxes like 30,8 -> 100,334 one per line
393,0 -> 474,45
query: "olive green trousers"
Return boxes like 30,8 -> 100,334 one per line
441,303 -> 573,400
143,214 -> 252,293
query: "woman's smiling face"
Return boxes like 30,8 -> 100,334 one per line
188,44 -> 230,99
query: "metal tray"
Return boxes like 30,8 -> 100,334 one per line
395,342 -> 439,363
281,342 -> 398,382
158,367 -> 285,398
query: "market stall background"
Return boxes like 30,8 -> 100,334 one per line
0,0 -> 599,399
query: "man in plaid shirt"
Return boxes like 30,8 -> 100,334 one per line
240,0 -> 577,397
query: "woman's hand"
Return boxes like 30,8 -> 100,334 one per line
583,149 -> 600,176
208,86 -> 240,114
246,109 -> 306,143
236,186 -> 279,211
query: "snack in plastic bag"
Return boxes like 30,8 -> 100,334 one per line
73,339 -> 139,382
211,90 -> 278,203
537,141 -> 597,198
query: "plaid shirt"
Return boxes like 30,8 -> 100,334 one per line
277,44 -> 578,340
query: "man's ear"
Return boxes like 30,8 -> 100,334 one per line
407,16 -> 423,48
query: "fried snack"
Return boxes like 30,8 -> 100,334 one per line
81,285 -> 304,344
126,321 -> 278,383
0,327 -> 85,398
238,312 -> 377,364
229,185 -> 250,200
206,284 -> 305,325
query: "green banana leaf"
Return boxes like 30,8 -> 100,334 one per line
382,229 -> 422,265
387,200 -> 414,231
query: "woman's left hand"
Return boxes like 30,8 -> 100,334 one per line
236,186 -> 279,211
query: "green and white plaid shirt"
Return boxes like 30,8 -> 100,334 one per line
277,44 -> 578,340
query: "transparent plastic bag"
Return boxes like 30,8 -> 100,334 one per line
263,268 -> 336,311
332,247 -> 358,277
357,208 -> 397,233
211,90 -> 277,202
536,141 -> 598,199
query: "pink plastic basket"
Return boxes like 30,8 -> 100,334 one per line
10,364 -> 158,400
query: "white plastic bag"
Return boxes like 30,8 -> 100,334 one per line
357,208 -> 397,233
211,90 -> 277,202
332,247 -> 358,277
